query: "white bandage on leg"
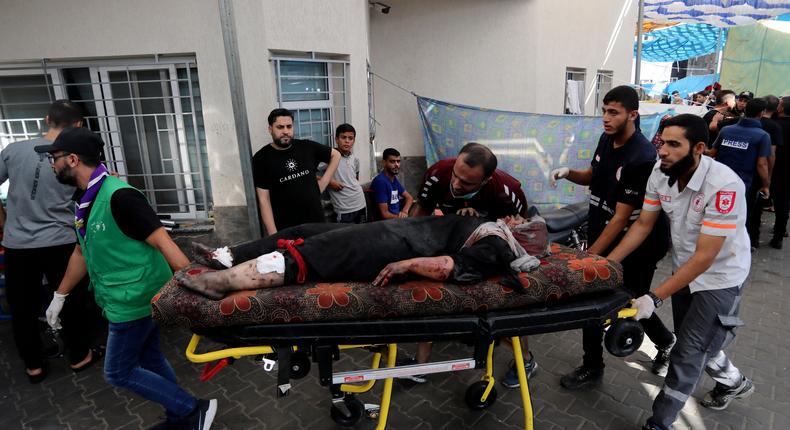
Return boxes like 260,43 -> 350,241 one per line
211,246 -> 234,268
256,251 -> 285,274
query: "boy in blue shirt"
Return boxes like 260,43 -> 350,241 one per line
370,148 -> 414,219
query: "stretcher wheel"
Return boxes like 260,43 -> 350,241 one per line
330,397 -> 365,427
464,381 -> 497,409
605,319 -> 644,357
289,351 -> 311,379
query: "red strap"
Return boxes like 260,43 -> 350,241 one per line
277,238 -> 307,284
200,358 -> 230,381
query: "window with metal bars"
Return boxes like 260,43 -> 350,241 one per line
595,70 -> 614,113
0,57 -> 211,220
272,54 -> 349,146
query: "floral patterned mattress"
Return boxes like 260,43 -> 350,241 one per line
151,244 -> 623,329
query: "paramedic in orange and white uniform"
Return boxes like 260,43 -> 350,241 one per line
605,114 -> 754,430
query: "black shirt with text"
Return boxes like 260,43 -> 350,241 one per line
252,139 -> 331,230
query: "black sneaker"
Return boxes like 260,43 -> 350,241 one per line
395,357 -> 427,384
699,377 -> 754,410
770,238 -> 783,249
182,399 -> 217,430
651,333 -> 676,377
559,366 -> 604,390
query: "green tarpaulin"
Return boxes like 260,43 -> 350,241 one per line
720,21 -> 790,96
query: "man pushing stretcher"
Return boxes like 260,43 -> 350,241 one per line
178,214 -> 548,300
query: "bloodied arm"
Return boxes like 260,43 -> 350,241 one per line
372,256 -> 454,287
372,235 -> 516,286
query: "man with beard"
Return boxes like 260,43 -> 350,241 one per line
0,100 -> 101,383
551,85 -> 674,389
37,128 -> 217,429
411,142 -> 528,220
253,108 -> 341,235
606,114 -> 754,430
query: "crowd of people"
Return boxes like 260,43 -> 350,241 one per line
1,82 -> 783,429
658,88 -> 790,250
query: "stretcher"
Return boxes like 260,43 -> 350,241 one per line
152,243 -> 640,429
181,289 -> 643,429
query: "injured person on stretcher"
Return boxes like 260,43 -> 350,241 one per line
178,215 -> 549,300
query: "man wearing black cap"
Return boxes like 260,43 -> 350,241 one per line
0,100 -> 101,383
733,91 -> 753,117
36,127 -> 217,430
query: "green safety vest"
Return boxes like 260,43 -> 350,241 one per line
77,176 -> 172,323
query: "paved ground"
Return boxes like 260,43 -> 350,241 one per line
1,216 -> 789,430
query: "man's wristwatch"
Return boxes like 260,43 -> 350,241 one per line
647,292 -> 663,308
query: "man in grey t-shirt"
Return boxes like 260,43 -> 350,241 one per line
318,123 -> 367,223
0,100 -> 101,383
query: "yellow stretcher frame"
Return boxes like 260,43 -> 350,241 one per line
184,306 -> 639,430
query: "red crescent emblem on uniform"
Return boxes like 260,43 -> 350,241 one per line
715,191 -> 735,214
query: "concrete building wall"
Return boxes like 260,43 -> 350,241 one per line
0,0 -> 242,209
0,0 -> 372,243
234,0 -> 372,176
369,0 -> 638,162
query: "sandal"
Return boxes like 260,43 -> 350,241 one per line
27,363 -> 48,384
71,348 -> 105,373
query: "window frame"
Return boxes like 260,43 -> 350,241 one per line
594,70 -> 614,113
271,54 -> 349,146
0,68 -> 65,148
563,67 -> 587,115
0,57 -> 211,220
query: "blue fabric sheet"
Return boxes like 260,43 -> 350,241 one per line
416,96 -> 667,209
665,73 -> 720,96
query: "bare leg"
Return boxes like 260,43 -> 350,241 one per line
176,259 -> 285,300
416,342 -> 432,363
521,337 -> 532,361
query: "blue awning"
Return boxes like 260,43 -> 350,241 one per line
665,73 -> 720,96
637,23 -> 725,62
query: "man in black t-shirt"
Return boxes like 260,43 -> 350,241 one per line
749,96 -> 784,248
703,90 -> 737,147
771,96 -> 790,249
551,86 -> 674,389
252,108 -> 340,235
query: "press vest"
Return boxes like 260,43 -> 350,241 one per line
77,176 -> 172,323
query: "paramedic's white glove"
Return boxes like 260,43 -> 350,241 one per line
46,292 -> 68,330
549,167 -> 570,187
632,294 -> 655,321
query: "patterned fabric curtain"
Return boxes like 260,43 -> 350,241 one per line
416,96 -> 667,209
